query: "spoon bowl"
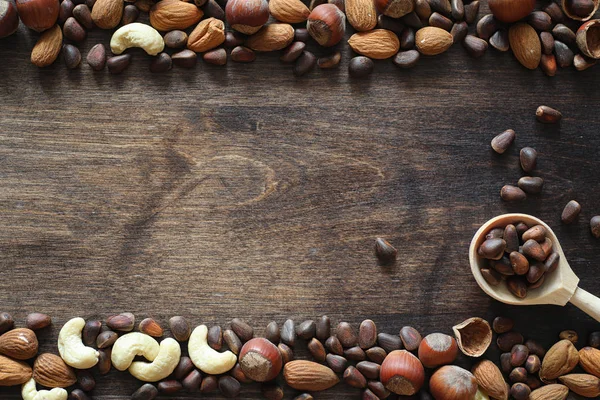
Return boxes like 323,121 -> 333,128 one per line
470,213 -> 600,321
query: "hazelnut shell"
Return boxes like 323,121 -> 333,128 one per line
238,338 -> 283,382
577,19 -> 600,59
380,350 -> 425,395
16,0 -> 59,32
430,365 -> 478,400
226,0 -> 269,34
0,0 -> 19,38
418,333 -> 458,368
562,0 -> 599,21
488,0 -> 535,23
452,317 -> 493,357
306,3 -> 346,47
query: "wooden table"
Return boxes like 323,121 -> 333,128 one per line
1,10 -> 599,398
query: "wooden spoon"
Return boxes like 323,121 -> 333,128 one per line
469,213 -> 600,322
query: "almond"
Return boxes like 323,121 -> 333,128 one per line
345,0 -> 377,31
33,353 -> 77,388
540,340 -> 579,381
91,0 -> 124,29
415,26 -> 453,55
150,0 -> 203,31
269,0 -> 310,23
246,23 -> 294,52
348,29 -> 400,59
138,318 -> 163,337
529,384 -> 569,400
283,360 -> 339,391
471,360 -> 508,400
508,22 -> 541,70
0,328 -> 39,360
579,347 -> 600,378
559,374 -> 600,397
30,25 -> 62,68
187,17 -> 225,52
0,354 -> 33,386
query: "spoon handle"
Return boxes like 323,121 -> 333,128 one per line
569,287 -> 600,322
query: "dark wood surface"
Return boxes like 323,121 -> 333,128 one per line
1,6 -> 600,398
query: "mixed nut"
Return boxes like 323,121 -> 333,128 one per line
0,0 -> 599,76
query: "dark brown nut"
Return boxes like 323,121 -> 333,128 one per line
520,147 -> 537,173
265,321 -> 280,344
59,0 -> 75,25
207,326 -> 223,350
526,375 -> 541,390
318,51 -> 341,68
203,48 -> 227,65
504,224 -> 519,253
464,0 -> 478,23
64,17 -> 86,42
509,367 -> 527,383
561,200 -> 581,224
528,274 -> 545,289
510,252 -> 529,275
0,312 -> 13,335
82,320 -> 101,346
525,354 -> 540,374
574,54 -> 597,71
231,318 -> 253,342
224,30 -> 245,47
486,228 -> 505,240
294,51 -> 316,76
501,352 -> 512,373
362,389 -> 379,400
277,343 -> 294,364
524,339 -> 546,358
172,49 -> 197,68
203,0 -> 225,20
498,332 -> 524,352
262,382 -> 284,400
541,238 -> 553,258
501,185 -> 526,202
554,40 -> 574,67
325,335 -> 344,355
306,4 -> 345,47
482,268 -> 502,286
377,14 -> 405,34
107,313 -> 134,331
427,0 -> 451,16
518,176 -> 543,194
223,329 -> 242,354
491,129 -> 515,154
591,216 -> 600,239
96,330 -> 118,348
231,363 -> 252,384
348,56 -> 374,78
63,43 -> 81,69
559,330 -> 578,343
491,255 -> 514,276
451,0 -> 463,20
97,348 -> 111,375
511,344 -> 529,366
511,382 -> 531,400
526,262 -> 545,283
294,394 -> 313,400
429,12 -> 452,31
281,41 -> 306,63
399,326 -> 422,351
515,222 -> 529,236
400,27 -> 415,49
477,14 -> 498,41
478,238 -> 506,260
523,225 -> 546,242
393,49 -> 420,68
308,338 -> 326,362
415,0 -> 431,19
201,376 -> 218,393
343,366 -> 367,388
86,44 -> 106,71
568,0 -> 595,18
375,238 -> 397,264
326,353 -> 348,373
296,320 -> 316,340
169,316 -> 191,341
536,105 -> 562,123
552,24 -> 575,45
173,356 -> 194,380
231,45 -> 255,62
76,369 -> 95,392
139,318 -> 163,337
281,319 -> 296,346
26,313 -> 51,330
345,346 -> 367,361
294,27 -> 310,42
365,346 -> 387,364
540,31 -> 554,54
544,2 -> 564,22
218,376 -> 240,398
358,320 -> 377,349
164,30 -> 188,48
337,322 -> 358,348
544,252 -> 560,274
182,369 -> 202,392
328,0 -> 344,12
527,11 -> 551,31
401,11 -> 423,28
121,4 -> 138,24
377,333 -> 402,353
492,317 -> 514,334
356,361 -> 380,380
316,316 -> 331,341
69,389 -> 91,400
132,384 -> 158,400
522,239 -> 546,262
158,380 -> 182,394
368,381 -> 391,399
451,21 -> 468,44
589,332 -> 600,347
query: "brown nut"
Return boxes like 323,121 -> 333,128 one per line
225,0 -> 269,34
380,350 -> 425,395
16,0 -> 59,32
239,338 -> 283,382
0,0 -> 19,38
418,333 -> 458,368
306,4 -> 345,47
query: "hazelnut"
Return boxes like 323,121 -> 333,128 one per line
225,0 -> 269,35
239,338 -> 283,382
306,4 -> 345,47
487,0 -> 535,23
0,0 -> 19,38
375,0 -> 414,17
380,350 -> 425,396
418,333 -> 458,368
16,0 -> 59,32
429,365 -> 478,400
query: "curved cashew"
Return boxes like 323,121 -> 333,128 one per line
188,325 -> 236,375
129,338 -> 181,382
110,23 -> 165,56
22,378 -> 67,400
111,332 -> 160,371
57,317 -> 99,369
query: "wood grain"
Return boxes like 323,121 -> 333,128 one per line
0,6 -> 599,398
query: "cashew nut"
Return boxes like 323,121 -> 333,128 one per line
128,338 -> 181,382
111,332 -> 160,371
110,23 -> 165,56
188,325 -> 236,375
57,317 -> 99,369
22,378 -> 67,400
